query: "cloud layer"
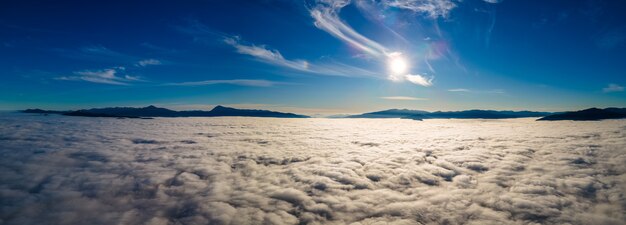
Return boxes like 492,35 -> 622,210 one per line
0,115 -> 624,224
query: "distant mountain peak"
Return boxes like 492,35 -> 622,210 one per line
212,105 -> 228,110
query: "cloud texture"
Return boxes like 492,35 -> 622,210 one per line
55,68 -> 141,85
0,114 -> 625,224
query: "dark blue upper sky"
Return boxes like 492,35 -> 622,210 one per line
1,0 -> 625,114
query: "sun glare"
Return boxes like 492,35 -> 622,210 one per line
389,54 -> 408,74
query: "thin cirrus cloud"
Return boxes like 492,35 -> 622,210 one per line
448,88 -> 505,94
165,79 -> 285,87
448,88 -> 470,92
310,0 -> 388,58
224,37 -> 309,71
382,0 -> 503,16
224,36 -> 379,78
55,68 -> 142,86
405,74 -> 434,86
603,83 -> 624,93
381,96 -> 428,100
382,0 -> 457,19
55,66 -> 283,88
136,59 -> 162,67
308,0 -> 440,87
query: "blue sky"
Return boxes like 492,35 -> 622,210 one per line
1,0 -> 625,114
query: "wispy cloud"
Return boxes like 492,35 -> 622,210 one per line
224,37 -> 309,71
448,88 -> 505,94
382,0 -> 457,19
224,36 -> 379,77
55,68 -> 141,86
166,79 -> 285,87
388,73 -> 434,87
381,96 -> 428,100
136,59 -> 162,67
603,83 -> 624,93
405,74 -> 434,86
310,0 -> 389,58
308,0 -> 438,86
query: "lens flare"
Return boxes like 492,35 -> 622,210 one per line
388,52 -> 408,75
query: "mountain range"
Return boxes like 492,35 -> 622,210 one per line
537,108 -> 626,121
22,105 -> 309,118
347,109 -> 553,120
21,106 -> 626,121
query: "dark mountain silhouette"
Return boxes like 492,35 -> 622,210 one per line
346,109 -> 430,119
177,105 -> 309,118
426,110 -> 552,119
538,108 -> 626,121
64,110 -> 143,118
21,109 -> 68,114
22,105 -> 309,118
23,106 -> 626,121
348,109 -> 552,120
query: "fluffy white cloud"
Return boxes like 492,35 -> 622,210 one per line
2,110 -> 624,224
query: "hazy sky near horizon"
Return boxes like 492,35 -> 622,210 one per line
1,0 -> 625,114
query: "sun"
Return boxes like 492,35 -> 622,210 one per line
388,53 -> 408,74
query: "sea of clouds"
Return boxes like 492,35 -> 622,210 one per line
0,113 -> 625,225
